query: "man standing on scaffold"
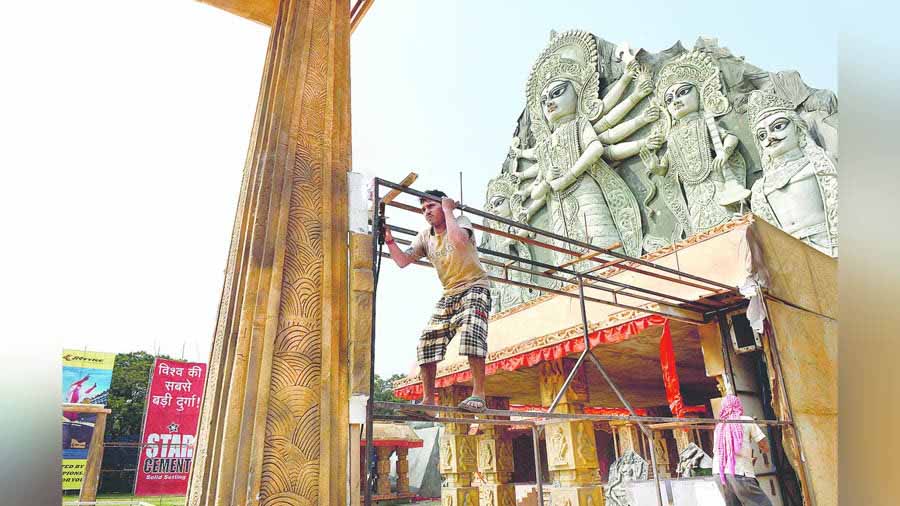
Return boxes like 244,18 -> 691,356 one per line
382,189 -> 491,413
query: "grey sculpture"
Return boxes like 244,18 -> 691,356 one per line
747,90 -> 838,256
480,32 -> 839,310
604,450 -> 649,506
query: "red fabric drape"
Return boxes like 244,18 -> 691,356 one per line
393,314 -> 668,399
658,320 -> 705,417
393,314 -> 705,418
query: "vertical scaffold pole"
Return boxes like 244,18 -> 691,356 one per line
574,276 -> 665,506
364,183 -> 382,506
531,425 -> 544,506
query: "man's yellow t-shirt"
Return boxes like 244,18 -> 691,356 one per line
405,215 -> 490,295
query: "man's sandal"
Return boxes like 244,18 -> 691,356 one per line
458,395 -> 487,413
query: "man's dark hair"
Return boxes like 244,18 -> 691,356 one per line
419,189 -> 448,204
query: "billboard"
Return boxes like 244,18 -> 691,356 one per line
133,358 -> 207,496
61,349 -> 117,490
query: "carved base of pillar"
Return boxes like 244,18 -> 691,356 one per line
443,486 -> 480,506
478,435 -> 514,479
545,420 -> 600,487
549,485 -> 605,506
440,433 -> 478,480
651,434 -> 671,478
479,483 -> 515,506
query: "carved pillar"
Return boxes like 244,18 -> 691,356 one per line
539,359 -> 589,415
610,421 -> 644,459
672,414 -> 703,454
539,360 -> 603,506
440,386 -> 479,506
478,398 -> 515,506
375,446 -> 394,496
396,447 -> 410,495
186,1 -> 351,505
651,433 -> 671,478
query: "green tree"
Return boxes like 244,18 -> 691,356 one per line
373,373 -> 405,416
105,351 -> 171,440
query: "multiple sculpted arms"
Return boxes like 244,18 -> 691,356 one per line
509,61 -> 661,221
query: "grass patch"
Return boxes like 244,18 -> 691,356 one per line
62,494 -> 184,506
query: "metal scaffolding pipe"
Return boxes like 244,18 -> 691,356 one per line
376,178 -> 737,292
379,252 -> 706,324
385,223 -> 718,313
372,402 -> 792,427
365,182 -> 790,506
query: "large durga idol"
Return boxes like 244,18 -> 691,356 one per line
483,30 -> 838,314
640,50 -> 750,235
510,30 -> 659,260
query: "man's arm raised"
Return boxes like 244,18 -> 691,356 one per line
441,198 -> 471,249
383,226 -> 415,268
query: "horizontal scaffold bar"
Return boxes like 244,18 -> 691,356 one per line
375,178 -> 738,293
379,251 -> 706,324
374,401 -> 793,427
386,223 -> 718,314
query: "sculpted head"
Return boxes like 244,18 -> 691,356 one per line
541,80 -> 578,127
487,191 -> 512,219
754,110 -> 808,163
485,173 -> 521,221
747,90 -> 813,166
664,82 -> 700,120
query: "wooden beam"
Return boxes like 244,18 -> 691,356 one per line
62,403 -> 111,415
78,411 -> 109,504
350,0 -> 375,34
381,172 -> 417,205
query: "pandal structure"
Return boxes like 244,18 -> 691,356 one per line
364,178 -> 797,506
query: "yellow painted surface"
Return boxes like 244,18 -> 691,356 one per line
748,216 -> 837,506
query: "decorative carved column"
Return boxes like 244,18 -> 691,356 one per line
650,433 -> 671,478
539,360 -> 603,506
610,421 -> 644,459
375,446 -> 394,496
671,414 -> 703,454
439,386 -> 479,506
539,359 -> 588,415
186,1 -> 351,505
396,447 -> 410,495
478,398 -> 515,506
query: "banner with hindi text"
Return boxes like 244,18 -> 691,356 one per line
133,358 -> 206,496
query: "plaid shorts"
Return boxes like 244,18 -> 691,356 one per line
417,285 -> 491,365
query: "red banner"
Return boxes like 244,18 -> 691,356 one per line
134,358 -> 206,496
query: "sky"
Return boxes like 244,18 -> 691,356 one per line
2,1 -> 837,377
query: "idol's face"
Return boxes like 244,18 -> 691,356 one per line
541,80 -> 577,125
664,82 -> 699,120
487,192 -> 511,218
755,112 -> 801,160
